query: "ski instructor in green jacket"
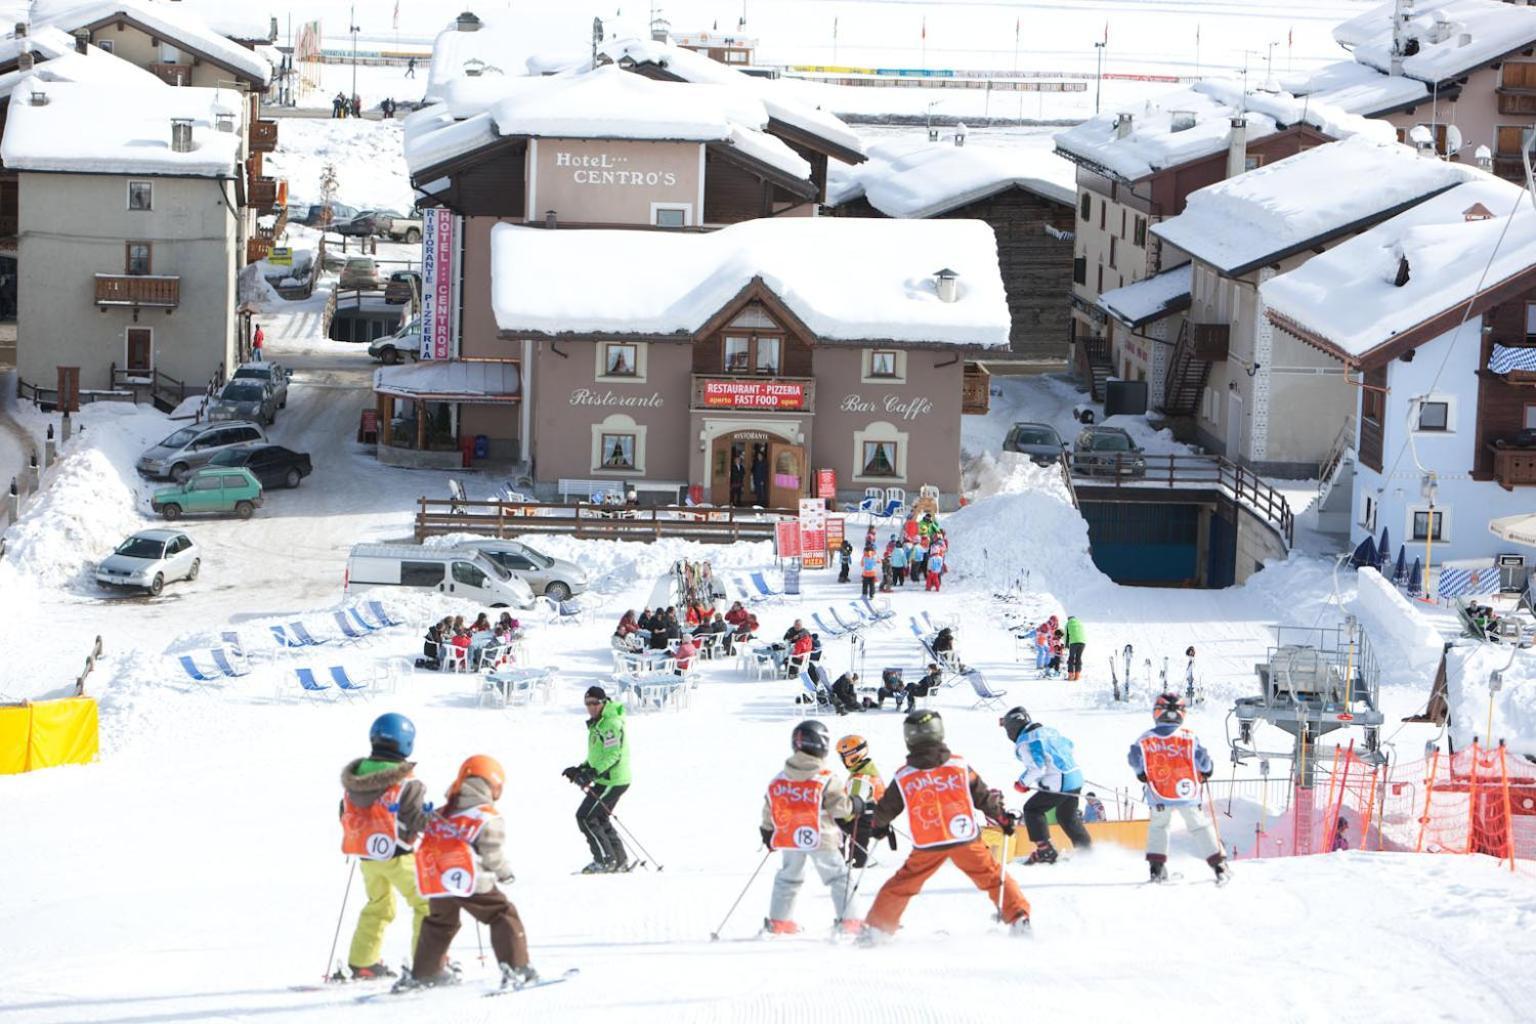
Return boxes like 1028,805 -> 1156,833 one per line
563,685 -> 633,873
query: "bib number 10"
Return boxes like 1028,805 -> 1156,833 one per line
364,832 -> 394,860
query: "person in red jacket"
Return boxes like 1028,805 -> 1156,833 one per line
251,323 -> 265,362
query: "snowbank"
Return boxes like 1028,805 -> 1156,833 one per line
1354,567 -> 1446,663
1444,643 -> 1536,755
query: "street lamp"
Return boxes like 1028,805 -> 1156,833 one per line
349,4 -> 359,103
1094,41 -> 1106,115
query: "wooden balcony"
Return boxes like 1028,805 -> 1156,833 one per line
962,363 -> 991,416
1490,444 -> 1536,490
249,118 -> 278,153
246,238 -> 272,264
94,274 -> 180,309
247,176 -> 283,211
1494,155 -> 1526,183
1498,88 -> 1536,116
148,62 -> 191,86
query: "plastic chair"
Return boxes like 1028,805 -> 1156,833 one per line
858,597 -> 895,622
220,631 -> 246,660
178,655 -> 219,682
799,670 -> 832,711
830,606 -> 865,633
329,665 -> 372,695
965,669 -> 1008,710
289,622 -> 327,646
812,611 -> 851,639
749,572 -> 782,599
335,611 -> 371,640
293,667 -> 333,698
366,601 -> 403,627
270,624 -> 303,648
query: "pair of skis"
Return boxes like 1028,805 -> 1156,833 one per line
1108,645 -> 1205,705
1109,644 -> 1134,702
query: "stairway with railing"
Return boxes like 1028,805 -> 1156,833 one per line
1316,415 -> 1357,508
1161,321 -> 1214,416
1079,335 -> 1113,400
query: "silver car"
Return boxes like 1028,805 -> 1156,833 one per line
137,421 -> 267,481
96,528 -> 200,596
230,362 -> 290,409
208,379 -> 277,425
457,539 -> 589,601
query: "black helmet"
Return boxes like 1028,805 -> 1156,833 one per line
1154,692 -> 1187,726
791,719 -> 831,758
903,709 -> 944,749
999,706 -> 1033,742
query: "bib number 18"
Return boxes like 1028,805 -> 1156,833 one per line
793,825 -> 820,850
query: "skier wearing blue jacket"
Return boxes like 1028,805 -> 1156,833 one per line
1000,706 -> 1093,864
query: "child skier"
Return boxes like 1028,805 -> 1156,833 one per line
860,548 -> 880,600
860,710 -> 1031,943
837,734 -> 886,869
1033,616 -> 1057,672
1128,693 -> 1230,884
338,713 -> 430,980
999,706 -> 1093,865
923,544 -> 945,592
760,721 -> 863,935
400,755 -> 540,992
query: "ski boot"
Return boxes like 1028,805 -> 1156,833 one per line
762,917 -> 801,936
1147,855 -> 1169,883
499,963 -> 541,990
579,861 -> 608,874
855,925 -> 893,948
1009,915 -> 1033,938
1023,841 -> 1058,866
836,917 -> 865,936
1209,855 -> 1232,887
390,968 -> 461,995
348,962 -> 397,981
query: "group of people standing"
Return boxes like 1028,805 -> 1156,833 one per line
842,513 -> 950,598
1031,614 -> 1087,680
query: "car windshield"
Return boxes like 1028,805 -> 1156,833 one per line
517,545 -> 554,569
1012,427 -> 1057,446
484,560 -> 511,581
1090,433 -> 1133,452
232,367 -> 269,381
115,537 -> 165,559
159,426 -> 201,448
223,383 -> 264,401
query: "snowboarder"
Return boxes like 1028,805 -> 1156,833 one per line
860,710 -> 1031,943
999,707 -> 1092,865
837,734 -> 886,869
760,721 -> 863,935
1128,693 -> 1230,884
401,755 -> 539,992
562,686 -> 631,873
338,713 -> 430,980
1064,615 -> 1086,681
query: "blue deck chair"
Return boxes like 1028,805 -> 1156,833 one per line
178,655 -> 219,682
220,631 -> 245,659
367,601 -> 403,628
800,670 -> 831,710
211,648 -> 248,677
812,611 -> 850,639
750,571 -> 782,598
923,611 -> 951,634
909,618 -> 927,640
859,597 -> 894,622
294,667 -> 333,697
289,622 -> 327,646
329,665 -> 370,695
335,611 -> 370,640
270,624 -> 303,648
831,606 -> 864,633
965,669 -> 1007,710
348,608 -> 381,633
878,499 -> 903,519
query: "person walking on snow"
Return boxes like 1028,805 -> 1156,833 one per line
562,686 -> 631,873
860,548 -> 879,600
251,323 -> 264,362
1064,615 -> 1086,681
405,57 -> 417,78
338,713 -> 430,980
837,735 -> 886,869
401,756 -> 540,992
889,540 -> 908,587
999,707 -> 1092,865
859,710 -> 1031,943
838,539 -> 853,583
1033,616 -> 1057,672
760,721 -> 864,935
1128,693 -> 1230,885
923,544 -> 945,592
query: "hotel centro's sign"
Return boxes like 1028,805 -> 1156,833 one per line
554,150 -> 680,187
703,379 -> 806,410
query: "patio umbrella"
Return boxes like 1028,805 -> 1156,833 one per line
1376,526 -> 1391,570
1350,535 -> 1378,570
1488,512 -> 1536,548
1392,545 -> 1407,584
1407,557 -> 1423,596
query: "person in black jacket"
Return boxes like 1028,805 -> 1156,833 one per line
830,672 -> 863,715
729,452 -> 746,506
422,617 -> 449,670
838,539 -> 853,583
751,450 -> 769,505
909,663 -> 943,704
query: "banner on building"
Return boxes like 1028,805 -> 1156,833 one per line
420,207 -> 459,360
799,498 -> 828,570
775,520 -> 801,559
701,379 -> 807,410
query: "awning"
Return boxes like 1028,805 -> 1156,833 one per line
1489,513 -> 1536,548
373,359 -> 521,403
1489,344 -> 1536,375
1097,263 -> 1192,329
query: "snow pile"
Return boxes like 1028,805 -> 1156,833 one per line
265,118 -> 413,212
424,7 -> 645,103
1336,0 -> 1536,86
490,219 -> 1011,349
1281,59 -> 1430,117
1153,136 -> 1474,274
0,404 -> 166,588
1443,643 -> 1536,755
828,133 -> 1076,217
1261,176 -> 1535,358
946,454 -> 1110,602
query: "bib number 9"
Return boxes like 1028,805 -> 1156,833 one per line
949,814 -> 977,840
440,867 -> 474,896
364,833 -> 395,860
793,825 -> 820,850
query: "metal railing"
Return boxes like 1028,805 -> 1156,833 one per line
414,498 -> 796,543
1071,452 -> 1294,546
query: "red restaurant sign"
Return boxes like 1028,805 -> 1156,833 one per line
702,379 -> 806,410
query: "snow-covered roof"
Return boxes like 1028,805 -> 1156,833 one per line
1097,264 -> 1193,328
404,65 -> 810,185
425,9 -> 643,103
0,35 -> 160,97
1053,78 -> 1391,182
602,36 -> 864,159
29,0 -> 271,84
0,75 -> 242,176
1153,137 -> 1477,276
1260,176 -> 1536,360
490,218 -> 1010,349
374,360 -> 523,403
827,135 -> 1075,218
1280,60 -> 1431,117
1335,0 -> 1536,86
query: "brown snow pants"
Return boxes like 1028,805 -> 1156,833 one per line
412,889 -> 528,977
866,839 -> 1029,934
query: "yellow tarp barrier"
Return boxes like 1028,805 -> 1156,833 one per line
983,819 -> 1151,862
0,697 -> 99,774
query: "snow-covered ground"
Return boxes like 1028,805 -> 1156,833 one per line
265,118 -> 414,212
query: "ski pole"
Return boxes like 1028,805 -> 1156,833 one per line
710,849 -> 773,941
475,921 -> 486,967
322,858 -> 357,983
579,781 -> 665,871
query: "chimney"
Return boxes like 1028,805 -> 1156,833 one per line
1394,255 -> 1411,287
456,11 -> 481,32
14,22 -> 26,37
933,268 -> 959,303
170,117 -> 194,153
1115,112 -> 1134,139
1225,115 -> 1247,178
18,50 -> 32,71
27,87 -> 46,106
1390,0 -> 1414,77
953,122 -> 968,147
73,29 -> 88,54
1408,124 -> 1434,155
544,209 -> 557,229
1475,144 -> 1493,171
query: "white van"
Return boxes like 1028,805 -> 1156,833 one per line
345,544 -> 536,608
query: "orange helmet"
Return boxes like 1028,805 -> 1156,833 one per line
836,734 -> 868,766
449,754 -> 506,802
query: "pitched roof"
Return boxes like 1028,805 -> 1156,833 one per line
1280,60 -> 1431,118
29,0 -> 271,84
1097,264 -> 1193,328
0,30 -> 160,98
828,135 -> 1075,218
1334,0 -> 1536,87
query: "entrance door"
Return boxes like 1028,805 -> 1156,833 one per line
767,442 -> 805,509
1226,393 -> 1244,462
126,328 -> 152,374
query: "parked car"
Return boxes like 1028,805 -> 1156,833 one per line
1003,422 -> 1068,465
96,529 -> 200,596
151,467 -> 264,521
384,270 -> 421,305
1071,425 -> 1147,478
338,256 -> 382,290
208,444 -> 312,489
208,378 -> 278,425
338,209 -> 420,241
302,200 -> 359,228
137,421 -> 267,481
456,539 -> 589,601
230,361 -> 290,408
345,544 -> 537,608
367,317 -> 420,364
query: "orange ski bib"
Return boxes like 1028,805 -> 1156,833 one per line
767,772 -> 827,851
895,757 -> 978,848
414,806 -> 492,898
341,783 -> 403,861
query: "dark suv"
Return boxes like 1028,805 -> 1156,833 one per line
1072,426 -> 1146,478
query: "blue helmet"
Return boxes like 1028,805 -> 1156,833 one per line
369,713 -> 416,758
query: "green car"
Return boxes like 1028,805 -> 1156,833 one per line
151,467 -> 264,521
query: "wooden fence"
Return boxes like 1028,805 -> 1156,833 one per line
415,498 -> 798,543
1071,453 -> 1294,546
